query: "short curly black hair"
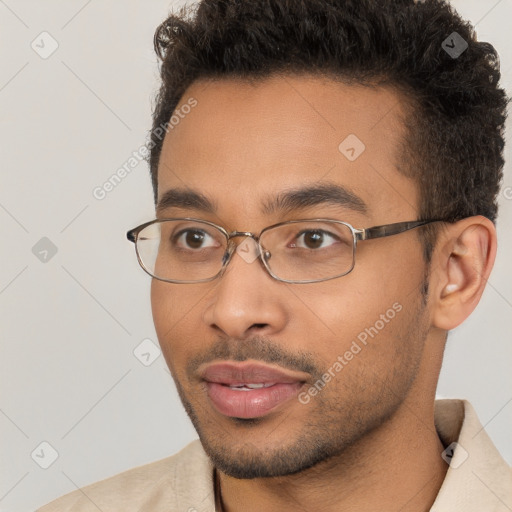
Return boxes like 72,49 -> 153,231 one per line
148,0 -> 508,260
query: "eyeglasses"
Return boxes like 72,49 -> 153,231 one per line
127,217 -> 441,284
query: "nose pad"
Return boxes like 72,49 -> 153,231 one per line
219,242 -> 237,273
221,249 -> 230,266
219,238 -> 269,278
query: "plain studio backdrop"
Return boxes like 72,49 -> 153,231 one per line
0,1 -> 511,511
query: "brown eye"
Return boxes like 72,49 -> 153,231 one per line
185,230 -> 206,249
292,229 -> 337,250
303,231 -> 324,249
174,229 -> 219,250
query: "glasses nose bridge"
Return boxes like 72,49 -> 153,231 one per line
220,230 -> 266,272
225,230 -> 261,253
227,230 -> 259,241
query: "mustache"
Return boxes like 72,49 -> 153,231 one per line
187,336 -> 322,378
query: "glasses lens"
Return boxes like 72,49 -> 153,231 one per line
260,221 -> 355,282
136,220 -> 227,282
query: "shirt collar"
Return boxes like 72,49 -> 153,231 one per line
430,399 -> 512,511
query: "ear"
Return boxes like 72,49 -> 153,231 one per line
430,216 -> 497,330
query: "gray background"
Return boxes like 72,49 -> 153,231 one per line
0,1 -> 511,511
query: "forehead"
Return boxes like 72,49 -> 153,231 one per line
157,75 -> 418,223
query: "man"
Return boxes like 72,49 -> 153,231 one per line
39,0 -> 511,510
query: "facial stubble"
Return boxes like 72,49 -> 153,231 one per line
166,295 -> 430,480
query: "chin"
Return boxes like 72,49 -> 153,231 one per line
202,437 -> 338,479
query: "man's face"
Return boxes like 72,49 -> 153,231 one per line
152,75 -> 431,478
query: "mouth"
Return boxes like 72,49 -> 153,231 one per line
200,362 -> 308,419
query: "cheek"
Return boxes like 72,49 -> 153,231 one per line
290,247 -> 424,359
150,280 -> 207,374
291,279 -> 424,404
287,284 -> 393,357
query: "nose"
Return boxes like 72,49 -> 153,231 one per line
202,239 -> 288,339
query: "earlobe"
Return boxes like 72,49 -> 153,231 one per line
431,216 -> 497,331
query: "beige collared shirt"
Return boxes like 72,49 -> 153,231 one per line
37,399 -> 512,511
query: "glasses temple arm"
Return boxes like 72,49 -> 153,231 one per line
358,220 -> 441,241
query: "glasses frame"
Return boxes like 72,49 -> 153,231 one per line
127,217 -> 442,284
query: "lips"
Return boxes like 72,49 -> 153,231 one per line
200,362 -> 307,419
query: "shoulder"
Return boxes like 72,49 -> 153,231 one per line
37,440 -> 214,512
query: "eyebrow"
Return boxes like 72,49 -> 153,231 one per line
156,183 -> 367,216
156,188 -> 217,214
261,183 -> 367,215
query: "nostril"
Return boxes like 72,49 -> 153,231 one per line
252,323 -> 268,329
